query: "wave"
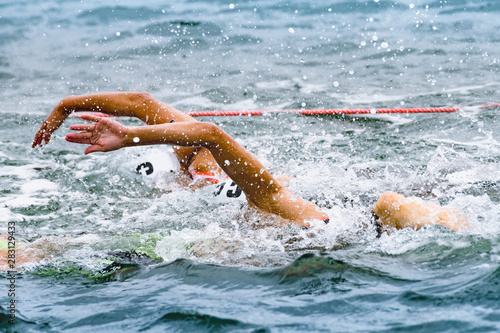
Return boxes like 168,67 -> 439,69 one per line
140,310 -> 258,332
76,5 -> 164,24
0,305 -> 48,331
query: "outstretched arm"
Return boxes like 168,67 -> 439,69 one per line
32,92 -> 193,148
374,192 -> 468,232
32,92 -> 219,173
66,115 -> 328,224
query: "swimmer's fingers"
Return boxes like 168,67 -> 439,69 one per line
32,107 -> 73,148
32,114 -> 100,148
32,119 -> 61,147
69,124 -> 96,132
70,112 -> 114,119
65,132 -> 104,155
32,127 -> 52,148
66,117 -> 128,155
78,114 -> 105,123
84,145 -> 104,155
65,132 -> 93,144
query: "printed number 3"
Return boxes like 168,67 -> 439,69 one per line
136,162 -> 154,175
215,181 -> 242,198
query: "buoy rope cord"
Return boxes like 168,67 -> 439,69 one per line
186,107 -> 461,117
72,104 -> 498,118
186,103 -> 500,116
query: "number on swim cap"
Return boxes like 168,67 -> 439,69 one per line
226,181 -> 242,198
136,162 -> 154,175
214,181 -> 243,198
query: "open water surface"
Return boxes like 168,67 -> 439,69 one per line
1,0 -> 500,332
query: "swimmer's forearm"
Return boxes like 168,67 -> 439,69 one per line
124,122 -> 214,148
59,92 -> 194,124
124,122 -> 281,196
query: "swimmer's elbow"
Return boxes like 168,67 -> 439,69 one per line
201,122 -> 227,148
126,92 -> 154,105
59,95 -> 78,111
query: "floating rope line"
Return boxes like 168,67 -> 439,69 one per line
186,106 -> 461,117
481,103 -> 500,108
73,104 -> 498,118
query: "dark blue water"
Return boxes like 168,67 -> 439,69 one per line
1,0 -> 500,332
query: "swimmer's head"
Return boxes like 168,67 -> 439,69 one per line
373,192 -> 403,219
372,192 -> 404,233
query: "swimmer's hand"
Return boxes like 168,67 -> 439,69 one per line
32,101 -> 72,148
65,114 -> 129,154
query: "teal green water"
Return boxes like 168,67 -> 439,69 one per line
1,0 -> 500,331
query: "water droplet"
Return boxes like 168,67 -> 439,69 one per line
288,28 -> 295,34
133,137 -> 140,143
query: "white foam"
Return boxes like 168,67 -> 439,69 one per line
2,195 -> 50,208
224,98 -> 258,111
155,224 -> 224,262
0,165 -> 37,179
20,179 -> 58,194
447,166 -> 500,185
0,208 -> 23,222
255,80 -> 296,90
174,95 -> 217,109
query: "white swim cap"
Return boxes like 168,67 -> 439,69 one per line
134,148 -> 181,177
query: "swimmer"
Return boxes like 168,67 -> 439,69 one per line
0,234 -> 160,272
0,235 -> 51,271
32,92 -> 468,232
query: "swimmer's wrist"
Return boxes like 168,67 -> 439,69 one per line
124,127 -> 140,147
123,127 -> 158,147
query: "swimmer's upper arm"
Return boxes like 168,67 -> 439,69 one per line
126,121 -> 326,224
199,125 -> 326,223
60,92 -> 195,125
374,192 -> 468,231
